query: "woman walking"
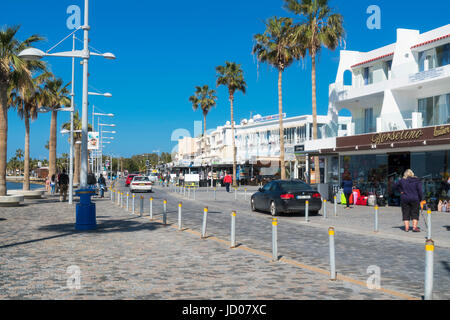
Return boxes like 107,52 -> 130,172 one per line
395,169 -> 423,232
341,171 -> 353,209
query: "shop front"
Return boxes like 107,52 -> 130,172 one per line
318,124 -> 450,206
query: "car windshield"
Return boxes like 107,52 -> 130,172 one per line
133,176 -> 149,182
278,181 -> 312,192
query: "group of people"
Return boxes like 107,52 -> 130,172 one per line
341,168 -> 424,233
45,170 -> 69,202
45,171 -> 108,201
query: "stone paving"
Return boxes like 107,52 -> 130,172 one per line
110,182 -> 450,300
0,189 -> 413,300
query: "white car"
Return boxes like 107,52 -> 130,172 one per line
130,176 -> 153,193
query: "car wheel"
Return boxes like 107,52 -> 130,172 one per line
270,201 -> 279,217
251,198 -> 257,212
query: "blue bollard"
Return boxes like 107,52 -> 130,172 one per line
75,189 -> 97,231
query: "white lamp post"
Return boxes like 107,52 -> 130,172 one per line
19,0 -> 116,231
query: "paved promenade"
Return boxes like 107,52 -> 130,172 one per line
0,182 -> 448,300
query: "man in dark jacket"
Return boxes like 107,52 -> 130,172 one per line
395,169 -> 423,232
58,169 -> 70,202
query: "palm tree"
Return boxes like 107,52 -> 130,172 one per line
0,25 -> 44,196
215,62 -> 247,188
189,85 -> 218,136
42,77 -> 71,180
10,71 -> 50,190
252,17 -> 304,180
284,0 -> 345,183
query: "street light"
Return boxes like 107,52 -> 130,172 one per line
19,0 -> 116,231
98,123 -> 116,176
92,109 -> 114,174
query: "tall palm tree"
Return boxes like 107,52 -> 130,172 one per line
10,71 -> 50,190
0,25 -> 44,196
216,62 -> 247,188
62,111 -> 91,186
42,77 -> 70,180
189,85 -> 218,136
252,17 -> 304,180
284,0 -> 345,183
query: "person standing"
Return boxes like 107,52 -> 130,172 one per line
58,169 -> 69,202
223,172 -> 232,193
341,171 -> 353,210
50,174 -> 56,195
395,169 -> 423,232
98,174 -> 106,198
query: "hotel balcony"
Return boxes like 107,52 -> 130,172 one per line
331,63 -> 450,104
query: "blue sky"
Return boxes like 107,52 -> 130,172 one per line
2,0 -> 449,160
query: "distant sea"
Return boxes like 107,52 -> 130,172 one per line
6,182 -> 43,191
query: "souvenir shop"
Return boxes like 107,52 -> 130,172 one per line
300,124 -> 450,210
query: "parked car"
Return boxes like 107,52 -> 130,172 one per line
250,180 -> 322,216
125,174 -> 139,187
130,176 -> 153,193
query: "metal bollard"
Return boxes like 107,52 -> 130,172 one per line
374,205 -> 379,233
427,209 -> 432,240
183,186 -> 186,197
121,192 -> 124,208
193,187 -> 196,200
201,207 -> 208,239
149,197 -> 153,219
305,200 -> 309,222
424,239 -> 434,300
163,199 -> 167,225
188,187 -> 191,199
140,196 -> 144,217
234,187 -> 237,200
126,192 -> 129,211
132,194 -> 135,214
231,211 -> 236,248
111,190 -> 114,202
334,196 -> 337,217
178,202 -> 182,230
329,227 -> 336,281
272,218 -> 278,262
117,191 -> 120,205
214,187 -> 216,201
323,199 -> 327,219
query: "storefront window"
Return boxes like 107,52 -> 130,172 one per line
411,151 -> 450,199
341,154 -> 388,195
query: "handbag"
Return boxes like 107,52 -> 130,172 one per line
442,201 -> 448,212
341,192 -> 347,205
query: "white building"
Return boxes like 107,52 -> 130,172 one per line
329,24 -> 450,134
311,24 -> 450,205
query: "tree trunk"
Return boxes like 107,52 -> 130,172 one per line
311,53 -> 321,184
0,83 -> 8,196
278,69 -> 286,180
48,110 -> 57,179
203,114 -> 207,137
74,141 -> 81,186
23,112 -> 30,191
230,93 -> 237,188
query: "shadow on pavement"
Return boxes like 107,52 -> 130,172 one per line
0,217 -> 165,249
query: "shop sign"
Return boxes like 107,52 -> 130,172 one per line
371,129 -> 424,145
337,124 -> 450,149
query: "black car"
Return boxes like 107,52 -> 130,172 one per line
250,180 -> 322,216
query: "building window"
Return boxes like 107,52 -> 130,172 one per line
419,43 -> 450,72
364,108 -> 375,133
364,66 -> 374,85
418,93 -> 450,126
